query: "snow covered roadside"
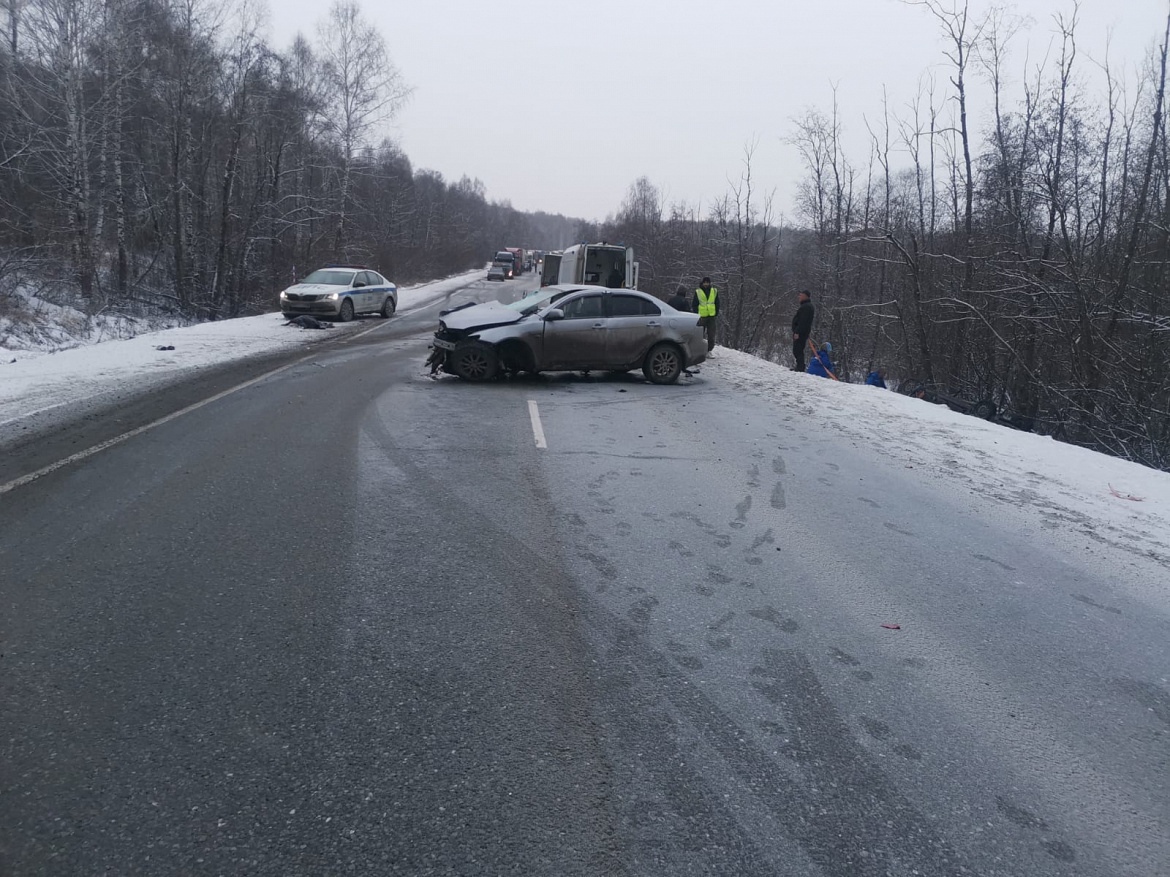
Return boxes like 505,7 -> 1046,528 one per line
708,348 -> 1170,578
0,268 -> 484,433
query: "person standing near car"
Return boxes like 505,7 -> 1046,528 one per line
667,285 -> 691,311
792,290 -> 815,371
693,277 -> 718,352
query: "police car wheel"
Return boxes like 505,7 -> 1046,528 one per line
337,298 -> 355,322
380,296 -> 396,318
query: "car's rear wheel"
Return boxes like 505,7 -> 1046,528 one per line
972,399 -> 997,420
451,341 -> 498,382
380,296 -> 396,318
643,343 -> 683,384
337,298 -> 355,322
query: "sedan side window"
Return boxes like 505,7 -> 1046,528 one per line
560,295 -> 605,320
610,295 -> 660,317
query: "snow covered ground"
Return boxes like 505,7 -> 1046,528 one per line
713,348 -> 1170,586
4,288 -> 1167,583
0,268 -> 483,432
0,290 -> 185,355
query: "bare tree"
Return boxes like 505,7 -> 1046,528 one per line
316,0 -> 410,255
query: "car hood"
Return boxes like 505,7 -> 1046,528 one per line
284,283 -> 343,294
440,301 -> 527,332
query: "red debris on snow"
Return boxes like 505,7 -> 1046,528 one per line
880,623 -> 902,630
1108,485 -> 1145,502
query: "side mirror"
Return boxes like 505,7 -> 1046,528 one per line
353,281 -> 365,288
544,308 -> 565,322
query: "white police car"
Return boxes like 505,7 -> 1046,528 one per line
279,266 -> 398,322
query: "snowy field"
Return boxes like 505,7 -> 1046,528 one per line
3,286 -> 1167,585
0,269 -> 483,431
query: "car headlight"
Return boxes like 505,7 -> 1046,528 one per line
439,321 -> 447,331
280,291 -> 288,299
327,292 -> 339,301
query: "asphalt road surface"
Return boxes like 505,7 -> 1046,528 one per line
2,273 -> 1167,876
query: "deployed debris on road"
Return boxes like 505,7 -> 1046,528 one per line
283,315 -> 334,329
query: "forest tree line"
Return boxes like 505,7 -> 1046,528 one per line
0,0 -> 576,319
590,2 -> 1170,470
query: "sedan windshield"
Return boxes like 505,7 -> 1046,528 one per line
506,289 -> 568,315
301,270 -> 356,286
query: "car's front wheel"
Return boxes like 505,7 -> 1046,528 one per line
643,343 -> 683,384
337,298 -> 355,322
451,341 -> 498,382
380,296 -> 396,318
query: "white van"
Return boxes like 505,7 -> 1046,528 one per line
548,243 -> 638,289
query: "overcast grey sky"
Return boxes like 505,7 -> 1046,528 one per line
268,0 -> 1167,221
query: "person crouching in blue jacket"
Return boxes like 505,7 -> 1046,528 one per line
807,341 -> 835,378
865,367 -> 887,388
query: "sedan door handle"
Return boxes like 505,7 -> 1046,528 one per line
592,322 -> 605,329
646,321 -> 661,327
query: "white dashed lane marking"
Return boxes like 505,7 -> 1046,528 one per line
527,400 -> 548,450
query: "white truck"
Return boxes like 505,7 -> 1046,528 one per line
540,242 -> 638,289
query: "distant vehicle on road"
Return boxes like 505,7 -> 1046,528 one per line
491,251 -> 516,279
505,247 -> 525,274
279,266 -> 397,322
487,265 -> 508,282
540,252 -> 562,287
429,285 -> 704,384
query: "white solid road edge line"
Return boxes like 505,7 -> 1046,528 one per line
527,399 -> 548,450
0,357 -> 309,498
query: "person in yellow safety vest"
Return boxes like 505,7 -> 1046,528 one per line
692,277 -> 718,353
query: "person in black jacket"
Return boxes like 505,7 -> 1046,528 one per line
667,285 -> 690,311
792,290 -> 815,371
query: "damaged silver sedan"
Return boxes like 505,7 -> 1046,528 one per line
427,285 -> 706,384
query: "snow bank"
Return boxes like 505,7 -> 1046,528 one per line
708,348 -> 1170,575
0,291 -> 188,358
